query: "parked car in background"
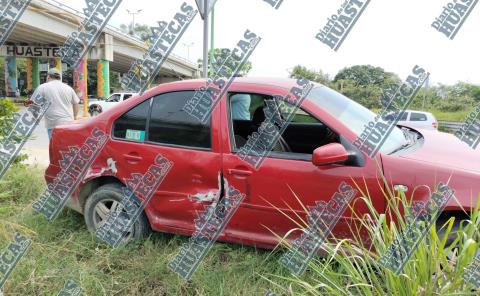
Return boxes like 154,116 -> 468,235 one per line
88,92 -> 137,116
80,95 -> 100,105
384,110 -> 438,131
47,78 -> 478,249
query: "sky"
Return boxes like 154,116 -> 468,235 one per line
60,0 -> 480,86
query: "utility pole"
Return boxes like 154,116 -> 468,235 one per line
422,75 -> 429,110
183,42 -> 195,61
209,7 -> 215,72
127,9 -> 142,35
203,0 -> 209,78
195,0 -> 217,77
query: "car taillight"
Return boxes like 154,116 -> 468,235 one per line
48,130 -> 54,164
432,122 -> 438,129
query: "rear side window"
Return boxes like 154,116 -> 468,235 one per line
148,91 -> 211,149
383,111 -> 408,121
123,94 -> 133,100
113,99 -> 151,141
410,112 -> 427,121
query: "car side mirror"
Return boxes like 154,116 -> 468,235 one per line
312,143 -> 349,166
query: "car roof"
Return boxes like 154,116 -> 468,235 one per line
153,77 -> 315,91
404,110 -> 434,116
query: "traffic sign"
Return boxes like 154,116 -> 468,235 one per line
195,0 -> 217,19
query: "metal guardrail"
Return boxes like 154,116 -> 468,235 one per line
438,121 -> 464,133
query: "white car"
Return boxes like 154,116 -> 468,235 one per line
384,110 -> 438,131
88,92 -> 138,116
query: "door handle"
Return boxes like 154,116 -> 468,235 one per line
228,168 -> 252,177
123,153 -> 143,163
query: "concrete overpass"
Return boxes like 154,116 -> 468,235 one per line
1,0 -> 199,100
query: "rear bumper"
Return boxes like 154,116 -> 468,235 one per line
45,165 -> 83,214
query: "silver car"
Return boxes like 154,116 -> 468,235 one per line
384,110 -> 438,131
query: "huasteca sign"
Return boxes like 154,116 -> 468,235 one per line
0,45 -> 61,58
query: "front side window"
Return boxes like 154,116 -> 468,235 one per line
230,93 -> 252,120
123,94 -> 133,101
113,99 -> 151,141
107,94 -> 121,102
277,100 -> 321,124
228,92 -> 338,157
148,91 -> 211,149
410,112 -> 427,121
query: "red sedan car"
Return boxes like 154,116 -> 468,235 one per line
46,78 -> 480,248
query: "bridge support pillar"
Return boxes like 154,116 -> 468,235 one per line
4,56 -> 17,97
26,58 -> 32,91
97,59 -> 110,99
32,58 -> 40,90
73,58 -> 88,116
53,57 -> 62,80
26,58 -> 40,92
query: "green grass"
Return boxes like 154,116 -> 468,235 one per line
1,164 -> 479,295
0,164 -> 285,295
371,108 -> 473,122
265,172 -> 480,295
428,109 -> 473,122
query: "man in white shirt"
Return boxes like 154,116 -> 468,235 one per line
31,68 -> 80,139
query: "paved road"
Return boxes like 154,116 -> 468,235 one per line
19,105 -> 86,168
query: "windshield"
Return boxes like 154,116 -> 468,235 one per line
307,86 -> 408,154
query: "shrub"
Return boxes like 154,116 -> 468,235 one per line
0,98 -> 28,164
433,96 -> 476,112
265,174 -> 479,295
0,98 -> 18,137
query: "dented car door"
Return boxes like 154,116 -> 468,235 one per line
107,90 -> 223,234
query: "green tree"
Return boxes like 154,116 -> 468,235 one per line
334,65 -> 400,88
289,65 -> 330,85
110,71 -> 121,92
0,98 -> 18,137
331,79 -> 383,109
120,23 -> 153,42
330,65 -> 402,109
198,48 -> 253,77
448,82 -> 480,101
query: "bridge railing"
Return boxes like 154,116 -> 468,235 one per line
36,0 -> 198,68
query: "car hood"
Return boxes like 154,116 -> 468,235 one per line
400,129 -> 480,173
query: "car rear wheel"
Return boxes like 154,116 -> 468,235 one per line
84,183 -> 151,245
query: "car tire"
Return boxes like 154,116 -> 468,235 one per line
84,183 -> 151,245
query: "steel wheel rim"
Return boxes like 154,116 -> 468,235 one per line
93,198 -> 134,242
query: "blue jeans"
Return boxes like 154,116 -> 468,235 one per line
47,129 -> 53,140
